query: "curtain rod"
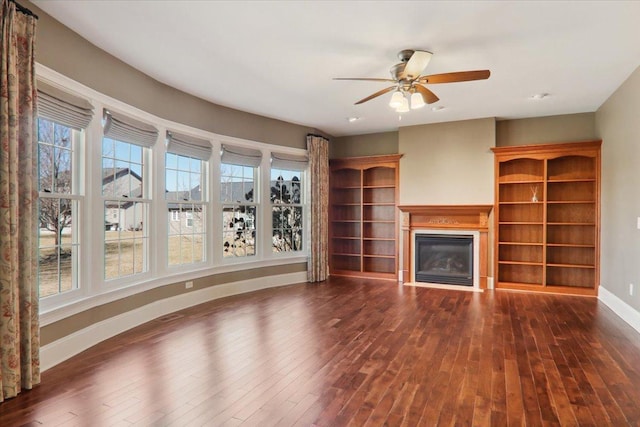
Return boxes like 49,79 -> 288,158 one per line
9,0 -> 38,19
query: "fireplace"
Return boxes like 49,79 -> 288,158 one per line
415,234 -> 473,286
398,205 -> 493,289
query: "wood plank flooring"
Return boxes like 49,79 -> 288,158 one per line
1,276 -> 640,426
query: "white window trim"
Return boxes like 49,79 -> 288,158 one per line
36,63 -> 309,323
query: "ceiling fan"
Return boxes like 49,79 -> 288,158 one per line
334,49 -> 490,112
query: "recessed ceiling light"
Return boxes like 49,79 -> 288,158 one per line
347,117 -> 361,123
432,106 -> 445,112
530,93 -> 550,100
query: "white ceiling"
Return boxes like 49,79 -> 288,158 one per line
34,1 -> 640,137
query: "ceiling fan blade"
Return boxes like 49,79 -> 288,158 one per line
419,70 -> 491,84
333,77 -> 396,82
414,84 -> 439,104
400,50 -> 433,80
354,86 -> 397,105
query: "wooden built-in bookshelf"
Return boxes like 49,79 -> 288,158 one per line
491,141 -> 601,295
329,155 -> 401,280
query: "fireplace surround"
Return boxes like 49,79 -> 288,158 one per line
398,205 -> 493,289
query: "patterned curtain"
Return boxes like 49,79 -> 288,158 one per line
0,0 -> 40,401
306,134 -> 329,282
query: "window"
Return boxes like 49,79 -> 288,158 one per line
270,152 -> 308,253
37,118 -> 82,298
220,144 -> 262,259
221,164 -> 257,258
36,81 -> 93,299
165,130 -> 210,267
166,151 -> 206,266
270,168 -> 304,253
102,110 -> 158,280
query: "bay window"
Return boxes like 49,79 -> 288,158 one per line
37,71 -> 309,315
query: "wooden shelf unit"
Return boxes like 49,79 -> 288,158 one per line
329,155 -> 401,280
491,141 -> 601,295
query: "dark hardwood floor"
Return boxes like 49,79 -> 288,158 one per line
1,277 -> 640,426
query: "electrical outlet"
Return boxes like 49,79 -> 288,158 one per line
185,281 -> 193,289
630,284 -> 634,296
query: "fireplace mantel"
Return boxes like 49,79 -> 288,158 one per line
398,205 -> 493,288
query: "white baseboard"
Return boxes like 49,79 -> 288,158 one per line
598,285 -> 640,334
40,271 -> 308,372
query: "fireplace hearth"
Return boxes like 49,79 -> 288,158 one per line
415,234 -> 473,286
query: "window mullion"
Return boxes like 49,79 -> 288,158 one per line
151,130 -> 165,276
86,100 -> 104,296
209,143 -> 221,266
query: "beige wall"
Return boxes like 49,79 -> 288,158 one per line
595,65 -> 640,313
330,131 -> 398,159
26,0 -> 329,149
399,118 -> 495,205
496,113 -> 596,147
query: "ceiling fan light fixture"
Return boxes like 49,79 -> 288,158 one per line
389,90 -> 404,108
396,96 -> 410,113
410,92 -> 425,109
